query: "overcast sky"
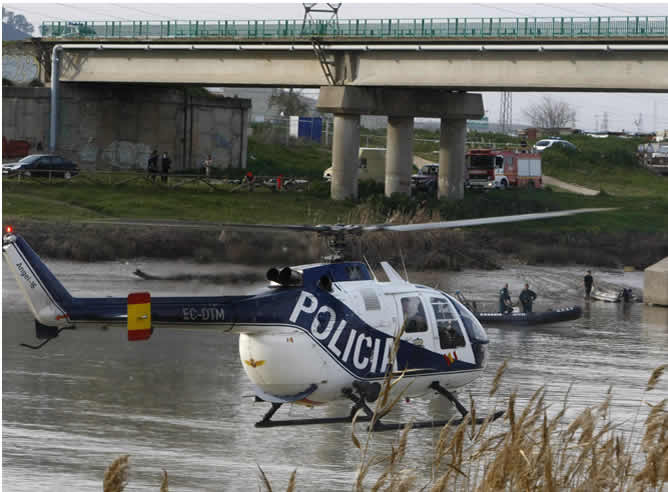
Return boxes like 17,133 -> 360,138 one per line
5,1 -> 668,131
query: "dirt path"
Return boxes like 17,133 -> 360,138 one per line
543,176 -> 600,196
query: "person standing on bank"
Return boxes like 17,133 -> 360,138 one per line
584,270 -> 594,299
519,283 -> 537,313
203,154 -> 213,178
499,283 -> 512,314
161,152 -> 171,183
147,150 -> 158,182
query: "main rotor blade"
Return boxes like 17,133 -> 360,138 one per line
82,218 -> 334,233
82,208 -> 615,235
83,218 -> 225,230
362,208 -> 617,233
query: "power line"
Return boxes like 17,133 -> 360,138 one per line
473,4 -> 526,17
55,3 -> 129,21
591,3 -> 637,16
536,4 -> 593,17
110,4 -> 171,20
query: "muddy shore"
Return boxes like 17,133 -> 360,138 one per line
5,218 -> 667,271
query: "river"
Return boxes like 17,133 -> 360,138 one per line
3,259 -> 667,491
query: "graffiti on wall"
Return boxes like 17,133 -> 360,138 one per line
102,140 -> 152,169
2,55 -> 39,83
215,134 -> 231,149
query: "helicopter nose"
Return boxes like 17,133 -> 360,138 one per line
472,341 -> 489,368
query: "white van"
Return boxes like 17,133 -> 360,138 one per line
323,148 -> 386,184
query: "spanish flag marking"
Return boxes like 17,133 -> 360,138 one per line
128,292 -> 152,341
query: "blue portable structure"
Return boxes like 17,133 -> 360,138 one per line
298,117 -> 322,143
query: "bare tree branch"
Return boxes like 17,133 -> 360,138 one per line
522,96 -> 576,129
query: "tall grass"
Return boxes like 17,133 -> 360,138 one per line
102,363 -> 666,490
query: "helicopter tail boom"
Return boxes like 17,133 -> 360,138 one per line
3,233 -> 73,328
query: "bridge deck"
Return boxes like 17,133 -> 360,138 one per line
40,16 -> 668,41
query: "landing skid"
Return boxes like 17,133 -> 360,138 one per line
255,381 -> 504,431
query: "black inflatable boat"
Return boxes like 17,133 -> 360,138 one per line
475,306 -> 582,326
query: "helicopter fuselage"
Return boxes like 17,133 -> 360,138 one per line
4,234 -> 490,406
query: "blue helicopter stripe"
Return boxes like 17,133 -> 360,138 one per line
274,286 -> 479,379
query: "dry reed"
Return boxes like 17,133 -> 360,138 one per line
102,454 -> 129,492
103,365 -> 666,491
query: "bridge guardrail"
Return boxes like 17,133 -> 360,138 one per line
40,16 -> 668,40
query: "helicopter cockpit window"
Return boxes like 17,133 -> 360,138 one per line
401,296 -> 428,333
430,297 -> 466,349
447,294 -> 489,343
346,265 -> 363,281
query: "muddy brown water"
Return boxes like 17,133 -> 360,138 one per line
3,260 -> 667,491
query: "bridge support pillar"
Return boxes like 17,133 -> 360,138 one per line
385,116 -> 414,197
438,118 -> 467,200
331,113 -> 360,200
318,86 -> 483,200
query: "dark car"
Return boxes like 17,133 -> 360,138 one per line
2,154 -> 79,179
411,163 -> 439,193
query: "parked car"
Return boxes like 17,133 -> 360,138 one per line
533,138 -> 577,153
411,163 -> 439,192
2,154 -> 79,179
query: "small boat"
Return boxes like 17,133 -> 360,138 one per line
475,306 -> 583,326
590,286 -> 636,303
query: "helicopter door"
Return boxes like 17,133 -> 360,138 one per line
428,296 -> 468,356
396,295 -> 433,351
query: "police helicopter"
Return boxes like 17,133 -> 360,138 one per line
2,208 -> 611,431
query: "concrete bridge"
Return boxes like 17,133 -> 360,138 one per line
41,15 -> 668,200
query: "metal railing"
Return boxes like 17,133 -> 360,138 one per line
40,16 -> 668,40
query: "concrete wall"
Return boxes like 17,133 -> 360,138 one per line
2,87 -> 50,150
644,257 -> 668,307
189,94 -> 250,170
2,84 -> 251,170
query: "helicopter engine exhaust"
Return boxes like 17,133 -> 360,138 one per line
266,267 -> 280,284
279,267 -> 302,286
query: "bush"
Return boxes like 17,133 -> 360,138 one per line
358,179 -> 384,198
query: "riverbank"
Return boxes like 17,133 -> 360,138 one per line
5,216 -> 666,271
3,137 -> 668,270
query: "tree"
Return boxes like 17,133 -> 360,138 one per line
269,88 -> 309,117
3,7 -> 34,35
522,96 -> 576,129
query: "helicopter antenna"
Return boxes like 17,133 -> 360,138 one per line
362,255 -> 376,280
399,247 -> 409,282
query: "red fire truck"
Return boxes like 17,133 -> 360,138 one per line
466,149 -> 542,190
